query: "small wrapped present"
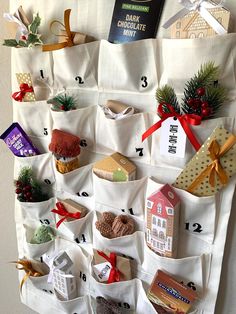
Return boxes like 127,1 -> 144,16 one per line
12,73 -> 36,102
173,127 -> 236,196
93,152 -> 136,182
92,249 -> 132,284
102,100 -> 135,120
43,9 -> 95,52
148,270 -> 197,314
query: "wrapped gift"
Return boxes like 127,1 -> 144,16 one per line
92,249 -> 132,283
173,127 -> 236,196
102,100 -> 135,120
146,184 -> 180,258
93,152 -> 136,182
148,270 -> 197,314
12,73 -> 36,102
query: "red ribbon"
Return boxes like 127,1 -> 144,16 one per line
97,251 -> 121,284
12,83 -> 34,102
142,103 -> 202,151
51,202 -> 81,228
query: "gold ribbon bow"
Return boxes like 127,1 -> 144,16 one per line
187,135 -> 236,193
12,260 -> 43,292
42,9 -> 78,52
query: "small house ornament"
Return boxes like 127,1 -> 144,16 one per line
52,252 -> 77,301
146,184 -> 180,258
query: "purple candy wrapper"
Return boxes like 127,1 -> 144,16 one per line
0,122 -> 40,157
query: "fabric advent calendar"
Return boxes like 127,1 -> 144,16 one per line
5,0 -> 236,313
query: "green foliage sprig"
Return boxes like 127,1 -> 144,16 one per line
156,62 -> 227,119
48,93 -> 77,111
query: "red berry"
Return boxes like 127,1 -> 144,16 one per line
196,87 -> 205,97
60,105 -> 65,110
25,185 -> 32,191
16,181 -> 22,187
187,98 -> 195,106
201,108 -> 212,117
201,101 -> 209,109
26,192 -> 32,198
21,35 -> 27,40
15,188 -> 22,194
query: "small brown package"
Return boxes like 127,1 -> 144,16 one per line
93,152 -> 136,182
58,199 -> 87,222
93,249 -> 132,283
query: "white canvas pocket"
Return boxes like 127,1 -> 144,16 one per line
141,243 -> 207,294
53,41 -> 100,90
55,210 -> 95,244
160,34 -> 236,96
15,152 -> 55,189
93,173 -> 147,218
93,226 -> 144,264
29,275 -> 53,295
18,198 -> 56,227
54,163 -> 93,196
13,100 -> 53,138
98,39 -> 158,93
96,105 -> 151,162
56,295 -> 92,314
89,277 -> 156,314
150,117 -> 235,168
12,47 -> 53,100
50,106 -> 97,150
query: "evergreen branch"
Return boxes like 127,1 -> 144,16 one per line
156,85 -> 180,113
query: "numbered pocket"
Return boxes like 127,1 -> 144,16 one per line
93,225 -> 144,264
55,210 -> 94,244
98,39 -> 158,93
150,117 -> 235,168
93,173 -> 147,218
160,34 -> 236,95
141,243 -> 209,294
23,224 -> 56,259
29,275 -> 53,295
17,198 -> 56,226
54,163 -> 93,196
13,100 -> 53,138
15,152 -> 55,190
12,47 -> 53,100
53,41 -> 99,90
89,277 -> 155,314
50,106 -> 97,150
56,295 -> 92,314
96,106 -> 151,161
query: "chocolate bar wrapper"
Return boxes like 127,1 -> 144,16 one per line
0,122 -> 40,157
173,127 -> 236,196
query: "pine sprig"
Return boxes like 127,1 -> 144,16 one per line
49,93 -> 77,111
15,167 -> 49,202
156,85 -> 180,114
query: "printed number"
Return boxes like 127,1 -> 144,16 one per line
80,139 -> 88,147
79,271 -> 86,282
75,76 -> 84,84
75,234 -> 86,244
135,147 -> 144,157
121,208 -> 134,215
40,219 -> 50,225
43,128 -> 48,136
185,222 -> 203,233
181,281 -> 197,291
77,191 -> 89,197
141,76 -> 148,88
118,302 -> 131,309
44,179 -> 52,185
42,289 -> 53,294
40,69 -> 44,79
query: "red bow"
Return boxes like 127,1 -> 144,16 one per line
12,83 -> 34,102
142,103 -> 202,151
97,251 -> 121,284
51,202 -> 81,228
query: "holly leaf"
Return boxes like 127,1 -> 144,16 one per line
27,33 -> 43,47
3,39 -> 18,47
28,13 -> 41,34
18,40 -> 28,47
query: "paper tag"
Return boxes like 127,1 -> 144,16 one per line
93,262 -> 112,282
160,117 -> 186,158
